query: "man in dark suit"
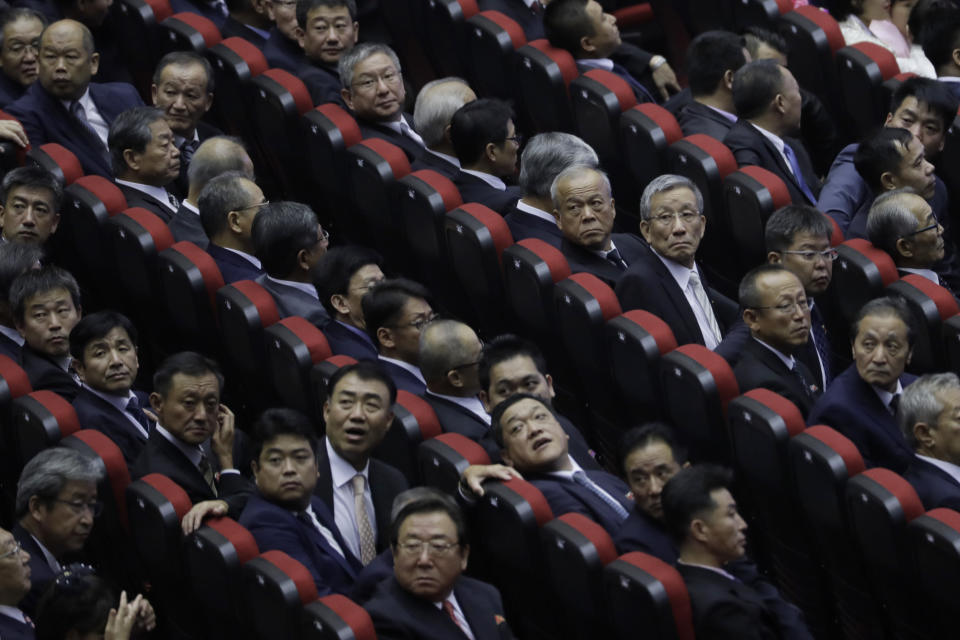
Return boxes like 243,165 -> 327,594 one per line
252,201 -> 331,327
899,372 -> 960,510
808,296 -> 918,471
921,11 -> 960,101
220,0 -> 272,47
724,60 -> 820,206
663,465 -> 813,640
312,245 -> 383,360
448,98 -> 522,215
198,170 -> 266,283
0,242 -> 43,362
0,526 -> 34,639
6,20 -> 144,178
263,0 -> 304,71
69,311 -> 154,467
553,165 -> 646,287
675,30 -> 746,140
0,165 -> 62,247
10,265 -> 81,401
617,174 -> 735,350
0,9 -> 45,108
411,77 -> 476,179
238,407 -> 361,595
505,132 -> 597,247
294,0 -> 358,106
108,106 -> 181,223
733,265 -> 820,417
364,488 -> 516,639
361,278 -> 435,395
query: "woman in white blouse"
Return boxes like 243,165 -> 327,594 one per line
831,0 -> 937,77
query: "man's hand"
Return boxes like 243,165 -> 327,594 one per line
0,120 -> 28,148
211,404 -> 236,469
460,464 -> 523,497
105,591 -> 139,640
132,596 -> 157,635
182,499 -> 229,534
651,62 -> 680,101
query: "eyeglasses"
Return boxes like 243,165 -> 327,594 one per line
647,211 -> 701,226
395,540 -> 460,558
901,221 -> 940,238
6,41 -> 39,55
781,248 -> 839,262
53,499 -> 103,517
0,541 -> 22,561
352,69 -> 401,93
751,298 -> 810,315
389,313 -> 438,331
237,200 -> 270,212
319,228 -> 331,242
505,134 -> 523,145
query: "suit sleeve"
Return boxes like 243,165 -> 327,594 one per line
364,603 -> 417,640
533,480 -> 597,521
5,100 -> 42,149
244,513 -> 337,597
727,559 -> 814,640
615,270 -> 656,313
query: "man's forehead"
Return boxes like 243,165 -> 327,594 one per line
170,372 -> 219,392
858,314 -> 907,337
8,185 -> 55,205
492,355 -> 539,379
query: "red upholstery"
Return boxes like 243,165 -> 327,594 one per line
396,390 -> 443,440
567,273 -> 622,320
582,68 -> 636,112
924,507 -> 960,531
633,103 -> 683,144
325,354 -> 357,368
843,238 -> 899,285
169,12 -> 222,46
899,274 -> 960,320
170,241 -> 225,308
122,207 -> 175,252
259,550 -> 319,604
743,388 -> 806,437
739,165 -> 792,210
619,310 -> 679,353
683,134 -> 737,178
69,430 -> 131,525
479,10 -> 527,48
0,355 -> 31,397
262,68 -> 314,114
618,552 -> 695,640
516,238 -> 571,282
40,143 -> 83,184
457,203 -> 513,258
410,169 -> 462,211
221,36 -> 268,76
672,344 -> 740,414
458,0 -> 479,17
891,72 -> 915,84
528,39 -> 578,86
141,472 -> 193,518
431,432 -> 491,465
860,468 -> 925,521
317,594 -> 377,640
313,103 -> 362,147
355,138 -> 412,178
144,0 -> 173,22
275,317 -> 333,363
612,3 -> 653,25
231,280 -> 281,327
502,478 -> 554,525
557,513 -> 618,565
850,42 -> 900,79
73,175 -> 127,214
207,517 -> 260,563
796,5 -> 844,53
824,214 -> 844,246
30,390 -> 80,437
803,424 -> 866,476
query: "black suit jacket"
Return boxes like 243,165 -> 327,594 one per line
423,392 -> 499,460
0,330 -> 22,362
220,15 -> 267,48
410,150 -> 462,180
528,469 -> 633,536
560,232 -> 647,288
0,612 -> 34,640
168,204 -> 209,248
263,27 -> 305,72
904,456 -> 960,511
206,243 -> 263,284
300,63 -> 344,107
503,204 -> 562,248
72,388 -> 153,467
20,345 -> 79,401
13,522 -> 56,617
324,320 -> 378,361
676,100 -> 735,141
0,72 -> 27,109
678,564 -> 786,640
451,172 -> 521,215
357,116 -> 425,162
365,575 -> 516,640
733,338 -> 819,417
613,506 -> 678,562
255,273 -> 330,328
116,183 -> 177,223
723,120 -> 820,205
939,79 -> 960,101
378,358 -> 426,395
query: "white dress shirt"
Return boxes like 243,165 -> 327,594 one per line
651,249 -> 720,349
325,438 -> 376,560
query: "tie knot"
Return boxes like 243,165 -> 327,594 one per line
126,396 -> 140,411
351,473 -> 365,496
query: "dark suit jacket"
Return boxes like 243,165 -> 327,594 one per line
314,444 -> 409,552
72,388 -> 152,467
20,345 -> 79,402
423,393 -> 499,460
255,273 -> 330,328
410,150 -> 462,180
807,365 -> 918,472
206,243 -> 263,284
478,0 -> 544,39
378,358 -> 426,395
365,575 -> 515,640
12,522 -> 55,617
904,456 -> 960,511
0,72 -> 27,109
116,184 -> 177,223
0,611 -> 34,640
504,204 -> 562,248
220,15 -> 267,48
357,117 -> 425,162
0,330 -> 22,362
528,469 -> 632,536
263,27 -> 305,72
300,63 -> 344,107
613,506 -> 677,563
939,79 -> 960,101
451,172 -> 521,215
351,549 -> 393,605
169,0 -> 227,26
168,204 -> 209,248
723,120 -> 820,206
676,100 -> 735,141
239,493 -> 360,595
560,232 -> 647,288
6,81 -> 143,178
678,564 -> 786,640
324,320 -> 378,361
734,338 -> 819,417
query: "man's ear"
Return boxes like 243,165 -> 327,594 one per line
742,307 -> 759,330
896,237 -> 914,259
579,34 -> 596,55
689,517 -> 710,544
73,360 -> 87,383
880,170 -> 899,192
639,219 -> 652,244
767,251 -> 782,265
330,293 -> 350,316
89,51 -> 100,77
341,88 -> 354,111
484,141 -> 498,163
149,391 -> 164,413
150,83 -> 159,105
377,326 -> 395,349
913,422 -> 935,450
722,68 -> 735,92
478,389 -> 490,412
122,148 -> 140,173
227,210 -> 243,233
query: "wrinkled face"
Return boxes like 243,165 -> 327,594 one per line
771,231 -> 833,297
926,387 -> 960,466
75,326 -> 138,396
393,511 -> 468,602
17,287 -> 80,357
898,194 -> 943,267
639,186 -> 705,268
892,137 -> 936,200
0,185 -> 59,244
253,434 -> 318,510
697,488 -> 748,564
342,263 -> 384,328
299,5 -> 358,67
150,372 -> 220,445
499,397 -> 570,474
886,97 -> 946,158
38,22 -> 99,101
624,441 -> 682,521
1,17 -> 42,87
555,170 -> 616,251
342,52 -> 405,123
0,527 -> 31,603
33,479 -> 98,556
151,62 -> 213,138
583,0 -> 621,58
268,0 -> 300,40
126,119 -> 181,186
483,354 -> 554,412
852,313 -> 912,391
323,371 -> 394,468
744,270 -> 810,354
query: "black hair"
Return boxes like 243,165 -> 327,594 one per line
687,30 -> 749,97
361,278 -> 433,345
477,333 -> 548,393
488,392 -> 556,448
296,0 -> 357,29
618,422 -> 688,476
152,351 -> 223,397
889,76 -> 958,132
449,98 -> 515,167
69,310 -> 138,361
326,360 -> 397,406
661,464 -> 734,543
9,264 -> 80,325
251,407 -> 319,461
543,0 -> 593,55
854,127 -> 914,193
764,204 -> 833,253
389,487 -> 468,548
731,59 -> 785,121
251,201 -> 321,278
35,565 -> 114,640
312,245 -> 383,316
850,295 -> 916,346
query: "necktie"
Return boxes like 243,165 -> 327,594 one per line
167,191 -> 180,211
212,0 -> 228,17
198,455 -> 217,496
399,120 -> 425,147
125,396 -> 151,437
610,61 -> 656,103
688,270 -> 722,345
781,143 -> 817,204
351,474 -> 377,565
443,599 -> 471,638
70,100 -> 105,148
889,393 -> 901,416
572,471 -> 630,522
808,305 -> 832,387
937,274 -> 959,300
790,361 -> 816,400
605,247 -> 628,270
180,139 -> 199,167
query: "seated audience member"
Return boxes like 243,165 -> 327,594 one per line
411,77 -> 476,178
252,201 -> 331,327
809,297 -> 918,471
663,465 -> 813,639
362,278 -> 435,395
724,59 -> 820,206
922,9 -> 960,99
0,526 -> 33,639
6,20 -> 144,178
69,311 -> 154,466
13,447 -> 102,616
616,175 -> 735,350
832,0 -> 936,77
553,165 -> 645,287
899,372 -> 960,509
505,132 -> 598,247
363,488 -> 515,639
0,166 -> 62,246
0,9 -> 45,108
295,0 -> 358,105
867,187 -> 950,287
239,407 -> 361,595
132,351 -> 253,516
263,0 -> 304,70
198,171 -> 266,283
338,43 -> 425,160
108,106 -> 181,223
10,265 -> 81,401
221,0 -> 272,48
312,245 -> 384,360
818,77 -> 956,238
0,242 -> 42,361
169,136 -> 255,248
733,265 -> 820,416
674,30 -> 748,139
448,98 -> 522,215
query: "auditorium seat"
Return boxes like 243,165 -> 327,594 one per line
214,279 -> 281,395
514,39 -> 578,133
204,36 -> 269,136
733,0 -> 791,31
422,0 -> 479,79
780,5 -> 845,117
0,356 -> 31,519
398,168 -> 462,288
26,143 -> 83,187
418,432 -> 491,497
502,238 -> 571,338
249,68 -> 314,198
886,274 -> 959,374
944,315 -> 960,374
605,310 -> 677,419
263,316 -> 333,420
12,390 -> 81,472
0,111 -> 25,170
835,42 -> 900,139
158,11 -> 222,55
907,507 -> 960,637
620,103 -> 683,198
60,176 -> 128,290
371,390 -> 442,485
825,238 -> 899,327
603,551 -> 695,640
724,165 -> 793,272
309,354 -> 357,419
465,10 -> 527,100
301,594 -> 377,640
104,207 -> 175,311
301,103 -> 362,231
114,0 -> 174,90
158,241 -> 225,352
243,550 -> 319,640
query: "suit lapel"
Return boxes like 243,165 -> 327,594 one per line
315,445 -> 336,511
455,581 -> 499,639
428,395 -> 490,439
307,497 -> 360,577
368,462 -> 392,549
645,248 -> 705,343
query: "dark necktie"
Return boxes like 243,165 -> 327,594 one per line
610,61 -> 656,103
809,305 -> 832,387
790,361 -> 816,400
70,101 -> 105,149
530,0 -> 543,15
443,599 -> 471,638
937,274 -> 959,300
572,470 -> 630,522
198,455 -> 217,496
605,247 -> 628,270
781,143 -> 817,204
167,191 -> 180,211
125,395 -> 151,437
889,393 -> 901,416
180,139 -> 199,167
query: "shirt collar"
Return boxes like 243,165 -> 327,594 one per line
899,267 -> 939,284
0,324 -> 23,346
941,76 -> 960,83
335,319 -> 370,340
0,605 -> 27,624
265,275 -> 319,299
917,454 -> 960,485
180,200 -> 199,215
544,455 -> 583,481
651,248 -> 698,289
173,130 -> 200,149
587,238 -> 618,259
115,179 -> 177,213
157,424 -> 204,467
577,58 -> 614,71
872,379 -> 904,409
426,148 -> 460,168
460,169 -> 506,191
82,383 -> 135,411
752,337 -> 795,370
425,390 -> 491,425
514,199 -> 555,223
751,122 -> 786,154
60,87 -> 92,113
221,246 -> 261,268
704,103 -> 737,122
29,533 -> 61,573
378,355 -> 426,383
325,437 -> 369,488
677,559 -> 739,581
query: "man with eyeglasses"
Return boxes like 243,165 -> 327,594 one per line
13,447 -> 103,617
733,264 -> 821,417
312,245 -> 384,360
198,170 -> 266,284
0,9 -> 45,108
0,526 -> 33,640
364,488 -> 515,640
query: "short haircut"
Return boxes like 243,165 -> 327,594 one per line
312,244 -> 383,315
866,187 -> 924,257
854,127 -> 914,193
550,165 -> 611,209
899,372 -> 960,448
889,76 -> 958,131
618,422 -> 688,475
449,98 -> 514,166
827,0 -> 859,21
413,77 -> 474,148
390,486 -> 443,522
9,264 -> 80,325
764,204 -> 832,253
35,568 -> 114,640
251,201 -> 320,278
1,166 -> 63,212
544,0 -> 593,55
186,136 -> 252,193
15,447 -> 102,518
251,407 -> 318,461
389,487 -> 468,547
731,59 -> 785,121
489,392 -> 556,449
686,30 -> 749,97
338,42 -> 401,89
639,174 -> 703,221
478,333 -> 548,393
326,360 -> 397,406
661,464 -> 734,543
152,351 -> 224,398
851,295 -> 916,346
197,170 -> 255,238
742,25 -> 788,59
0,8 -> 46,47
518,132 -> 598,199
913,0 -> 959,52
920,9 -> 960,70
361,278 -> 433,344
418,319 -> 475,384
296,0 -> 357,29
738,263 -> 791,309
153,50 -> 214,93
0,242 -> 43,303
69,310 -> 138,361
107,106 -> 167,176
